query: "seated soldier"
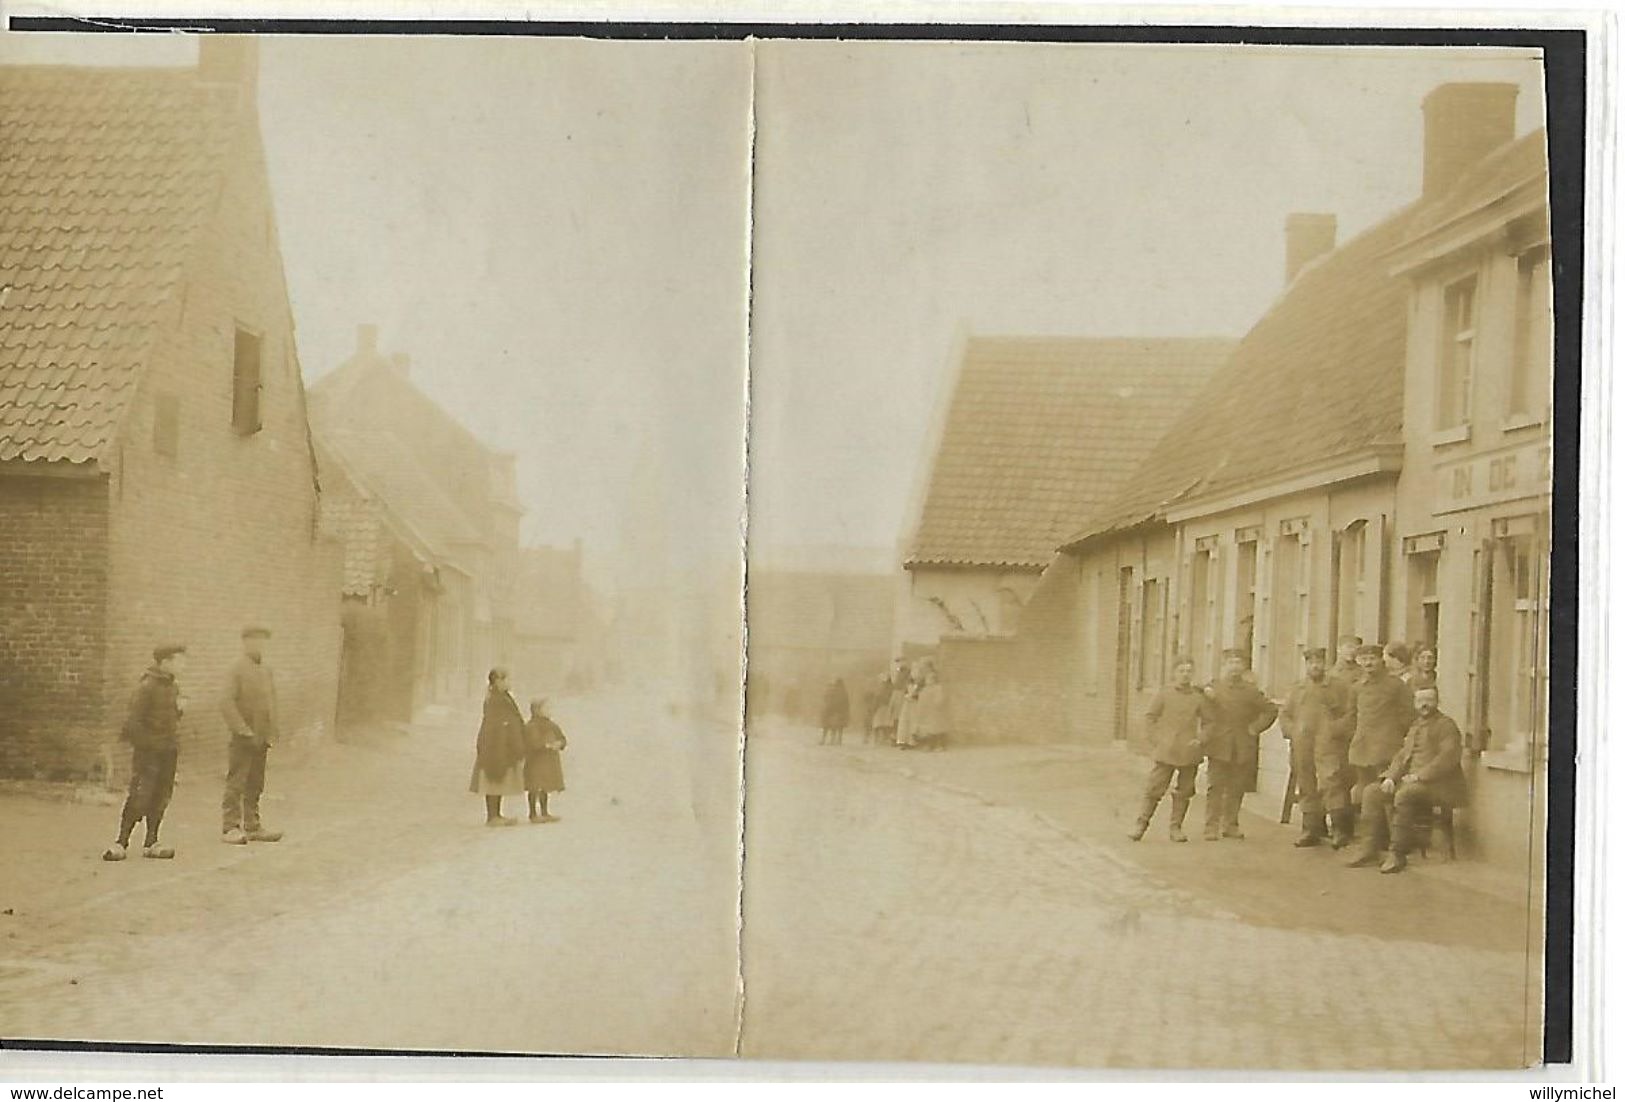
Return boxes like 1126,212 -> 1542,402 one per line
1347,686 -> 1466,874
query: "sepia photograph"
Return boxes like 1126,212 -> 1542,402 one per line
0,21 -> 1572,1078
741,40 -> 1557,1070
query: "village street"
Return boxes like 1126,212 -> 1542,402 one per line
739,728 -> 1545,1071
0,688 -> 741,1057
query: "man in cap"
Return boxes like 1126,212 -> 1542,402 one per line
1342,643 -> 1416,831
1129,655 -> 1215,843
1278,646 -> 1353,847
103,644 -> 188,861
220,626 -> 283,845
1348,687 -> 1465,873
1199,648 -> 1278,841
1328,635 -> 1363,688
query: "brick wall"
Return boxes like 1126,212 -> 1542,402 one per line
102,106 -> 342,769
0,476 -> 112,779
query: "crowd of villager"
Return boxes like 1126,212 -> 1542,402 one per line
811,636 -> 1456,876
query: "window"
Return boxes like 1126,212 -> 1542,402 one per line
1409,548 -> 1441,650
1139,578 -> 1165,689
1510,249 -> 1553,422
232,327 -> 263,435
1336,520 -> 1367,641
153,393 -> 180,458
1235,537 -> 1259,658
1437,277 -> 1477,430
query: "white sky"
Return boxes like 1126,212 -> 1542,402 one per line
0,34 -> 1546,575
748,41 -> 1546,559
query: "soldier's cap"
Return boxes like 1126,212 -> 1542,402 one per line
1355,643 -> 1384,658
1221,647 -> 1250,661
1337,634 -> 1364,647
241,625 -> 272,639
1301,647 -> 1328,661
152,643 -> 187,663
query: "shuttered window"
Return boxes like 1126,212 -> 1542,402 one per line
232,327 -> 263,436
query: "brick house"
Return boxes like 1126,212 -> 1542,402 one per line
899,336 -> 1230,655
0,40 -> 344,779
310,325 -> 523,717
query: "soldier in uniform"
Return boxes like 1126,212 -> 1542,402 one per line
1342,643 -> 1416,850
1129,656 -> 1215,843
1200,648 -> 1278,841
1384,641 -> 1413,682
1348,686 -> 1466,873
1278,646 -> 1353,848
1328,634 -> 1363,687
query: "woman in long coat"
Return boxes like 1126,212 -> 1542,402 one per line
470,668 -> 527,825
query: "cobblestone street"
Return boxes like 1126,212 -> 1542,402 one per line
0,690 -> 741,1057
739,731 -> 1542,1071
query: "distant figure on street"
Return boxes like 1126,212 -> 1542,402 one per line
1279,647 -> 1352,848
470,668 -> 527,826
870,665 -> 904,746
912,665 -> 951,752
819,678 -> 851,746
1199,648 -> 1278,841
895,661 -> 926,750
221,626 -> 284,846
104,644 -> 188,862
1347,687 -> 1465,874
523,696 -> 567,824
1129,656 -> 1215,843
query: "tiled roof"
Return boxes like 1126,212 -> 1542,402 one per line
907,337 -> 1232,568
1408,129 -> 1548,242
747,570 -> 897,653
317,428 -> 480,575
0,65 -> 240,465
1065,207 -> 1419,547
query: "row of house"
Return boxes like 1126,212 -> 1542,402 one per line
900,82 -> 1554,873
0,41 -> 595,779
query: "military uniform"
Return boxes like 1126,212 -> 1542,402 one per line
1201,675 -> 1278,839
1279,670 -> 1352,845
1346,668 -> 1416,788
1132,683 -> 1215,841
1352,709 -> 1466,871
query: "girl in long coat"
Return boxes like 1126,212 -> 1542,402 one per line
523,697 -> 568,823
470,668 -> 526,825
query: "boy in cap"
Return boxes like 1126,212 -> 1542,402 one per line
220,626 -> 283,845
1200,648 -> 1278,841
1129,656 -> 1215,843
1348,687 -> 1465,873
1279,646 -> 1353,847
104,644 -> 188,861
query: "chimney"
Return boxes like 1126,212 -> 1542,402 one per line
196,35 -> 259,90
356,324 -> 378,356
1421,83 -> 1519,200
1284,212 -> 1337,285
390,352 -> 411,378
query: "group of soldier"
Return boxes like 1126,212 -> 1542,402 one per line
1132,636 -> 1462,875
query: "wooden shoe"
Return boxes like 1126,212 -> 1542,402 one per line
246,828 -> 283,842
101,842 -> 127,862
222,828 -> 249,845
142,844 -> 175,859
